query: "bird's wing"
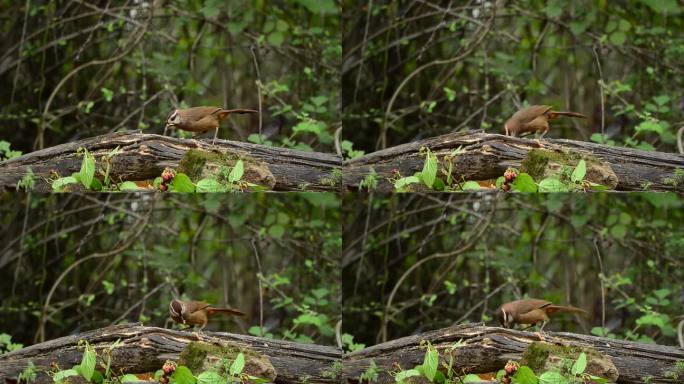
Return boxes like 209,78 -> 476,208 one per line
514,299 -> 554,314
513,105 -> 552,124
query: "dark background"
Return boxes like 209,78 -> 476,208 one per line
343,0 -> 684,154
342,193 -> 684,348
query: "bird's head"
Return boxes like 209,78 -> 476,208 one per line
165,109 -> 181,129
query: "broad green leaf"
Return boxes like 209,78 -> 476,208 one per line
538,371 -> 565,384
538,178 -> 568,192
268,224 -> 285,239
118,181 -> 139,191
196,178 -> 226,193
544,0 -> 563,17
120,374 -> 140,383
571,352 -> 587,375
512,366 -> 538,384
171,173 -> 195,192
229,352 -> 245,376
422,343 -> 438,380
394,369 -> 421,382
229,160 -> 244,183
173,366 -> 196,384
571,159 -> 587,183
53,369 -> 79,383
609,31 -> 626,46
79,149 -> 95,189
462,374 -> 483,382
639,0 -> 681,14
395,176 -> 420,191
610,224 -> 627,239
78,343 -> 96,380
421,149 -> 437,188
461,181 -> 480,190
267,31 -> 285,46
293,0 -> 338,14
52,176 -> 79,192
511,173 -> 537,192
635,120 -> 664,135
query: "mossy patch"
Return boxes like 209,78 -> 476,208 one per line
521,149 -> 618,189
178,341 -> 276,380
177,149 -> 276,189
521,342 -> 618,382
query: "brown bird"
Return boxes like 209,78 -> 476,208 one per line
504,105 -> 587,141
169,299 -> 245,332
497,298 -> 588,333
164,106 -> 258,144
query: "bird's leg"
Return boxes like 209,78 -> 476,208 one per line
212,127 -> 219,145
535,321 -> 547,341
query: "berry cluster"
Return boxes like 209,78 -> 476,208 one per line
159,360 -> 176,384
501,168 -> 518,192
159,168 -> 175,192
501,360 -> 519,384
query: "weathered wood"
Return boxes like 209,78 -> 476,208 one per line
0,132 -> 343,192
342,325 -> 684,383
0,324 -> 342,384
343,131 -> 684,192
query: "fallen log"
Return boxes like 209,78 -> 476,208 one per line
0,132 -> 343,192
343,131 -> 684,192
0,324 -> 342,384
342,324 -> 684,383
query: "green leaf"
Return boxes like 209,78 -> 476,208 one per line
639,0 -> 681,14
228,160 -> 244,183
610,224 -> 627,239
394,369 -> 421,382
118,181 -> 139,191
52,176 -> 79,192
572,352 -> 587,375
635,120 -> 664,135
196,178 -> 226,192
120,374 -> 140,383
267,31 -> 285,46
544,0 -> 563,17
609,31 -> 626,46
571,159 -> 587,183
230,352 -> 245,376
462,374 -> 483,383
53,369 -> 79,383
101,87 -> 114,102
422,343 -> 438,380
268,224 -> 285,239
172,366 -> 196,384
78,343 -> 96,380
292,0 -> 338,14
461,181 -> 480,190
512,366 -> 538,384
292,121 -> 322,135
395,176 -> 420,192
421,149 -> 437,188
538,178 -> 568,192
197,371 -> 223,384
171,173 -> 195,192
511,173 -> 538,192
79,149 -> 95,189
538,371 -> 564,384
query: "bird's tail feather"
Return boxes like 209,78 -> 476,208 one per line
547,304 -> 588,316
206,307 -> 246,317
549,111 -> 587,119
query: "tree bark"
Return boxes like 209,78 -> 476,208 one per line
342,325 -> 684,383
344,131 -> 684,192
0,132 -> 343,192
0,324 -> 342,384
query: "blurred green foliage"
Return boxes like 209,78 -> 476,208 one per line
0,193 -> 341,346
343,193 -> 684,346
0,0 -> 340,153
343,0 -> 684,152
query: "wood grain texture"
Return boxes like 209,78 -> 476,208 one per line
0,132 -> 343,192
343,325 -> 684,383
0,324 -> 342,384
343,131 -> 684,192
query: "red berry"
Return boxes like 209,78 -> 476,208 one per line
160,183 -> 168,192
162,361 -> 176,375
504,361 -> 518,375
